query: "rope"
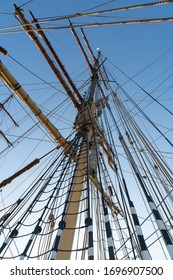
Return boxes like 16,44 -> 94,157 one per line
100,64 -> 173,258
93,132 -> 115,260
108,59 -> 173,118
86,129 -> 94,259
19,0 -> 35,8
1,16 -> 173,35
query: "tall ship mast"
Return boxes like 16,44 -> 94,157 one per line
0,1 -> 173,260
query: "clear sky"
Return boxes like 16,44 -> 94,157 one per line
1,0 -> 173,76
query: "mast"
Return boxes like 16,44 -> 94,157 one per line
52,54 -> 111,259
52,132 -> 88,259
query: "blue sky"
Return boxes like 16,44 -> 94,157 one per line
1,0 -> 173,74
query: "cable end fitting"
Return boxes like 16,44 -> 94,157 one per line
0,47 -> 8,56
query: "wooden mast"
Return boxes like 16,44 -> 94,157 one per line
55,66 -> 98,259
55,135 -> 87,259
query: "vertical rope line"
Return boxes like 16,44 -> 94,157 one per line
106,92 -> 173,258
115,173 -> 138,259
96,86 -> 139,259
121,176 -> 151,260
106,86 -> 173,258
112,93 -> 173,229
99,151 -> 134,259
125,125 -> 173,226
113,89 -> 173,186
86,129 -> 94,260
122,139 -> 173,259
93,132 -> 115,260
100,91 -> 143,258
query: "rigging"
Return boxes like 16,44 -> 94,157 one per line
0,1 -> 173,260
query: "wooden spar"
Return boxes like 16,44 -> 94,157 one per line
69,20 -> 93,74
81,28 -> 97,63
0,130 -> 12,146
0,60 -> 72,153
0,159 -> 40,189
29,12 -> 83,104
14,5 -> 80,109
80,28 -> 108,90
